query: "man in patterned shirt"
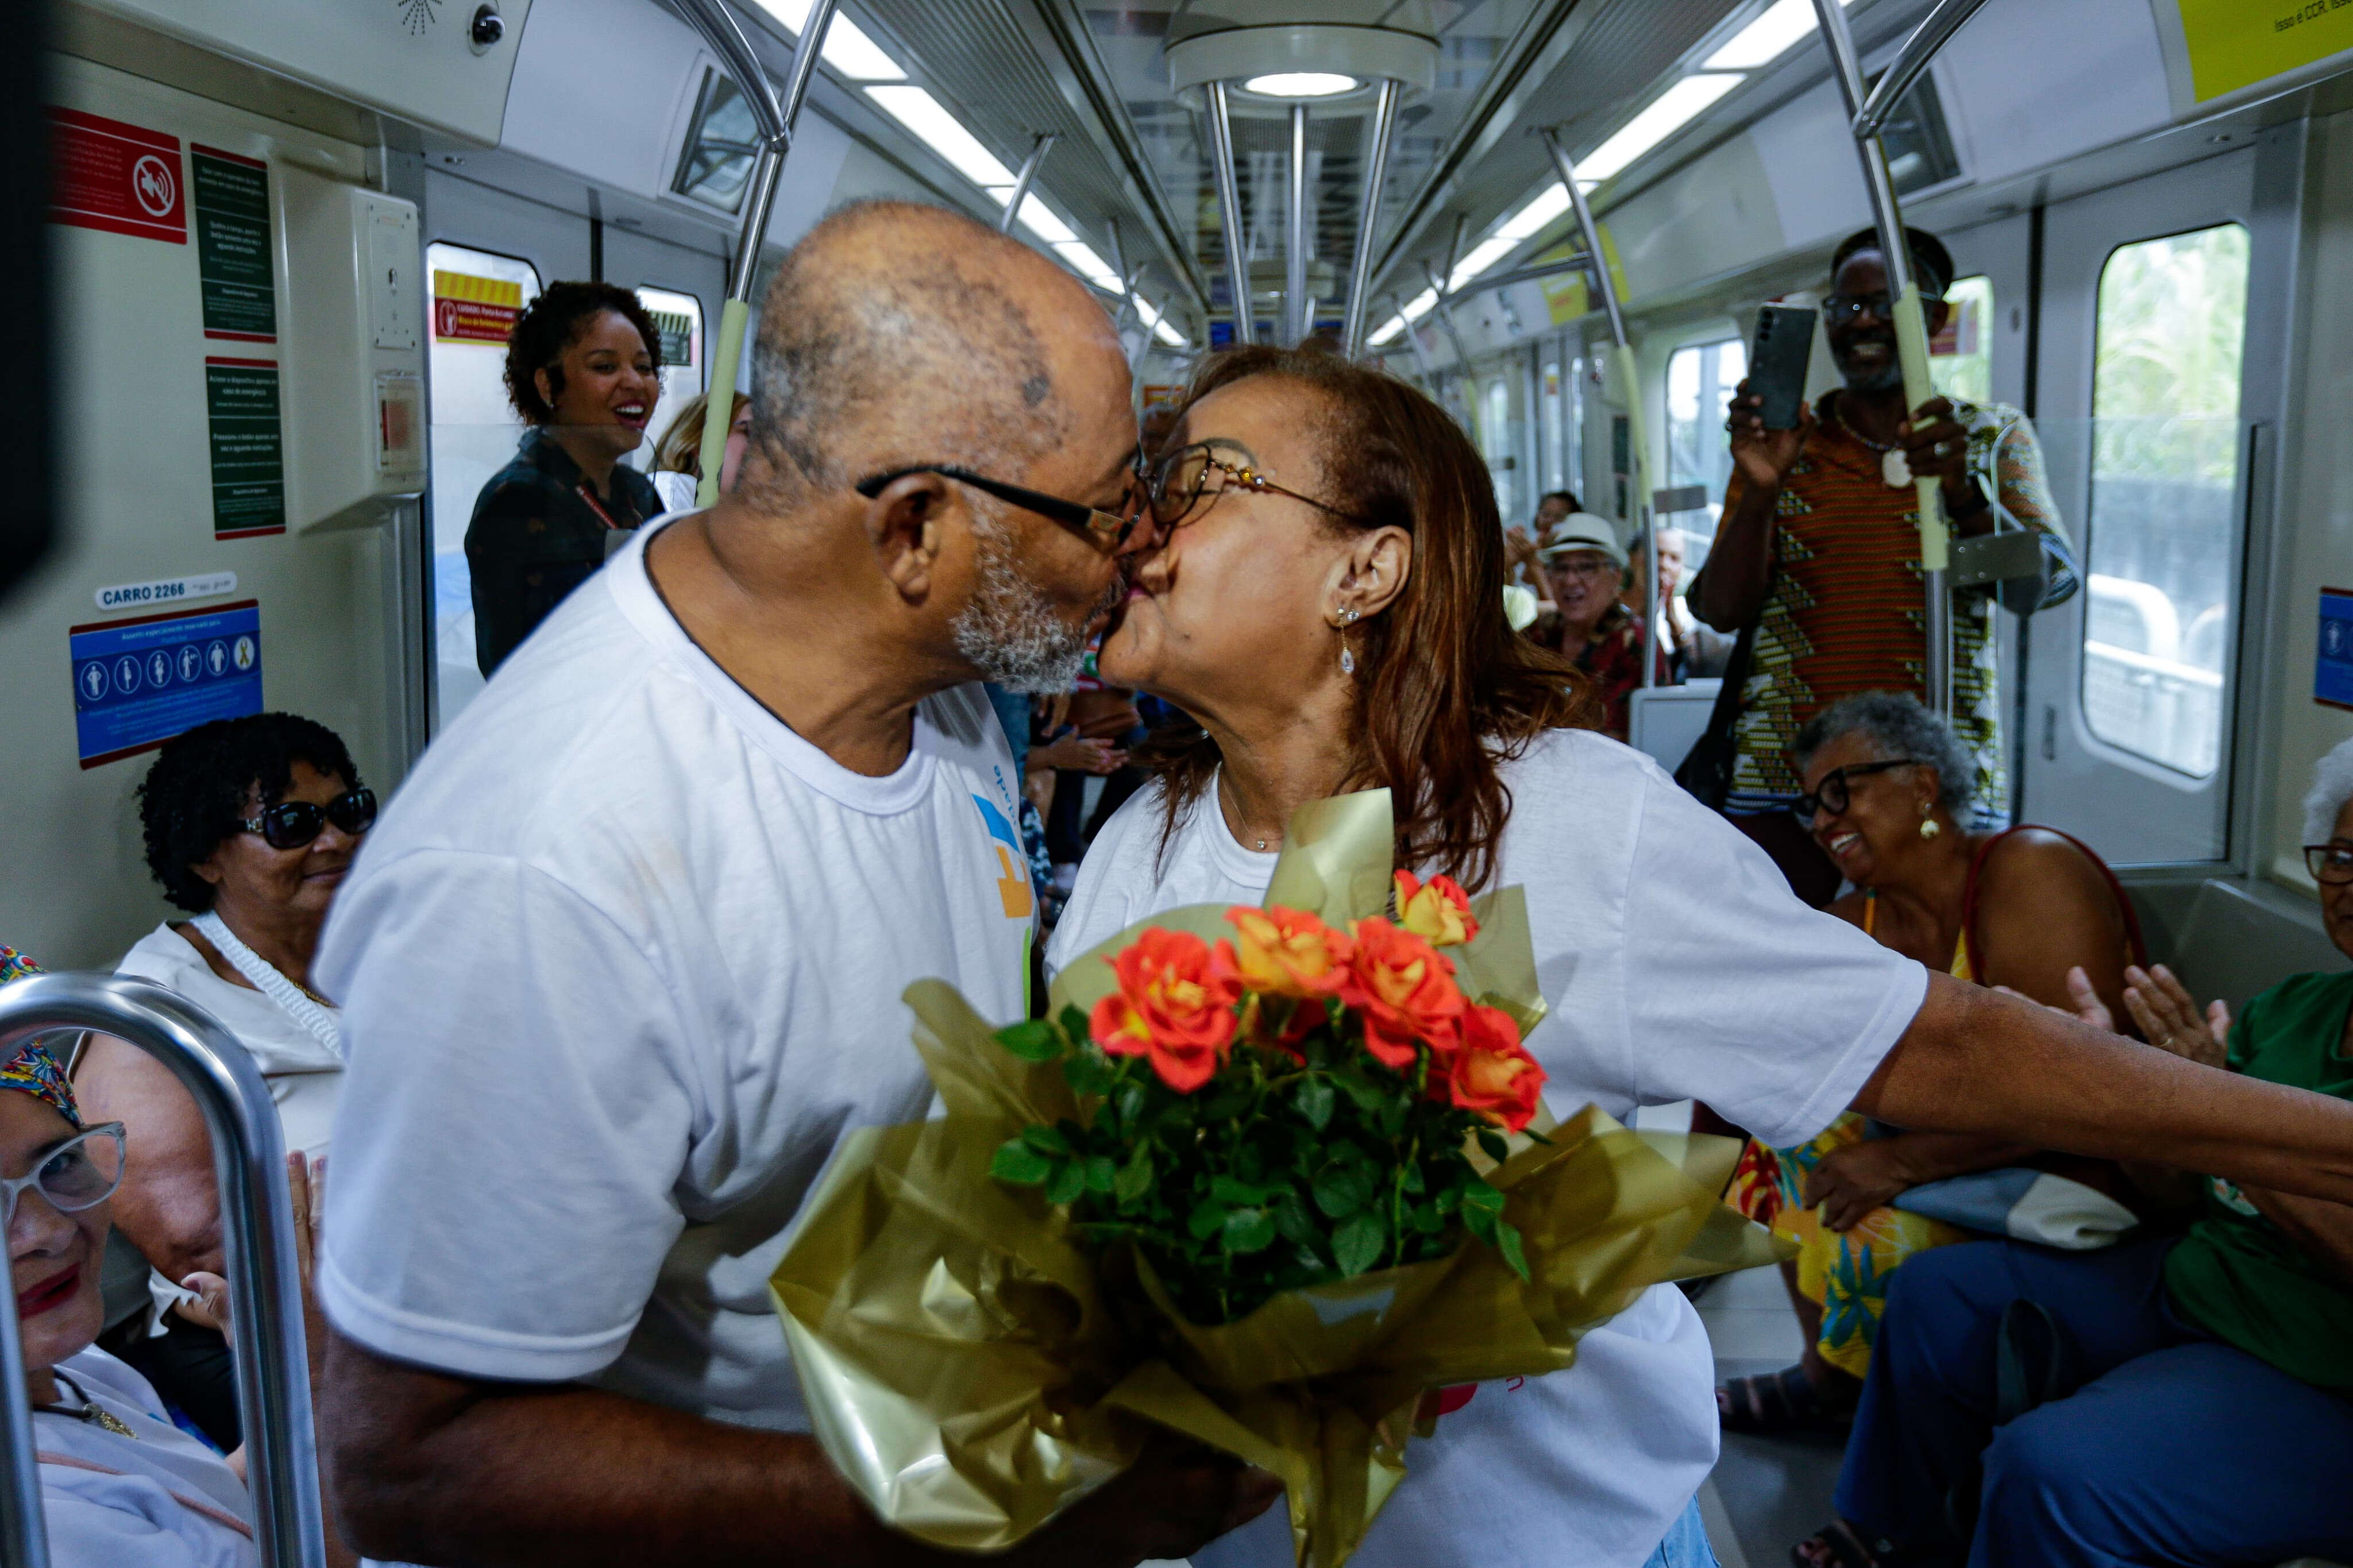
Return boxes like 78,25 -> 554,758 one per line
1687,225 -> 2073,905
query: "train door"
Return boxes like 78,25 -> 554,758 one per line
2019,146 -> 2278,866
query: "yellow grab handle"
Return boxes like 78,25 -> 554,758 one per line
1889,280 -> 1947,571
696,298 -> 753,509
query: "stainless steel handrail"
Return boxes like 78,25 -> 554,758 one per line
1853,0 -> 1992,139
1205,82 -> 1253,347
1340,79 -> 1399,360
998,133 -> 1059,238
0,972 -> 322,1568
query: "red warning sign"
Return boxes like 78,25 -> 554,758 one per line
433,270 -> 523,345
49,107 -> 187,244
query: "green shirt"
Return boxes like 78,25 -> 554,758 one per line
2163,969 -> 2353,1390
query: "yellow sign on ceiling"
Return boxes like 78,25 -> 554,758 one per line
2176,0 -> 2353,103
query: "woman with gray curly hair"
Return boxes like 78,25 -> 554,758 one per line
1722,690 -> 2151,1434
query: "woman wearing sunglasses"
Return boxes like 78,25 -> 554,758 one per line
1721,692 -> 2149,1435
77,715 -> 371,1454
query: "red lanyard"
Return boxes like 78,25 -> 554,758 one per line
575,481 -> 626,532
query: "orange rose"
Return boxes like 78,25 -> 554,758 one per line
1445,1004 -> 1546,1132
1224,906 -> 1353,998
1394,870 -> 1478,948
1089,927 -> 1240,1092
1343,917 -> 1466,1069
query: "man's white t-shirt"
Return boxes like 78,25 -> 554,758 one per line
317,522 -> 1035,1426
1046,729 -> 1927,1568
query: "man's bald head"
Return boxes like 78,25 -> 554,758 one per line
739,200 -> 1124,511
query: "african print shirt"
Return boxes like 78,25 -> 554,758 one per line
1722,393 -> 2068,818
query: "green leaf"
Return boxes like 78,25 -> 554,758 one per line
990,1139 -> 1053,1185
1115,1080 -> 1151,1131
1312,1164 -> 1374,1220
1400,1161 -> 1425,1195
1062,1049 -> 1116,1096
1083,1155 -> 1118,1195
1212,1175 -> 1271,1207
1409,1201 -> 1444,1234
1021,1125 -> 1071,1158
1224,1207 -> 1278,1254
1201,1088 -> 1252,1122
1495,1218 -> 1531,1282
1294,1077 -> 1336,1132
1189,1199 -> 1230,1241
1332,1211 -> 1385,1277
1059,1005 -> 1093,1043
1045,1160 -> 1086,1206
1274,1190 -> 1320,1248
1476,1129 -> 1511,1164
1333,1071 -> 1390,1114
1114,1148 -> 1155,1204
996,1019 -> 1064,1063
1460,1179 -> 1505,1218
1462,1202 -> 1498,1245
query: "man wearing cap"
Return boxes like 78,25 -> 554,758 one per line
1687,225 -> 2072,904
1528,513 -> 1666,742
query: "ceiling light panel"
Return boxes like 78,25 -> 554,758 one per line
1703,0 -> 1854,72
1054,241 -> 1121,289
746,0 -> 905,80
1496,181 -> 1572,242
1448,234 -> 1518,291
1577,73 -> 1744,185
999,192 -> 1077,245
862,86 -> 1016,187
1241,72 -> 1360,98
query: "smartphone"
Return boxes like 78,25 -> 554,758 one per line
1750,303 -> 1816,430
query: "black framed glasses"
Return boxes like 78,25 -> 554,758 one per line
2305,842 -> 2353,885
1,1123 -> 125,1229
854,462 -> 1145,549
1823,291 -> 1897,325
1793,758 -> 1920,820
240,788 -> 377,851
1144,446 -> 1372,532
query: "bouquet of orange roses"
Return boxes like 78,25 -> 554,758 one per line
772,791 -> 1785,1568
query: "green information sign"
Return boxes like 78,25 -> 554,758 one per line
191,145 -> 275,341
205,359 -> 284,537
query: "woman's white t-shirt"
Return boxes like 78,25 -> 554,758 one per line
1046,729 -> 1927,1568
36,1347 -> 255,1567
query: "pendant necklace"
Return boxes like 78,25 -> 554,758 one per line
1831,396 -> 1912,489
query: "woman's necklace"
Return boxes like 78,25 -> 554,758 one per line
35,1372 -> 136,1438
190,911 -> 343,1059
1830,393 -> 1914,489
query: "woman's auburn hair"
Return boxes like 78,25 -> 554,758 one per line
1144,345 -> 1596,892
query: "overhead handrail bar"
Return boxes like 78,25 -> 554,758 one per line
1853,0 -> 1991,138
1538,128 -> 1658,687
1205,82 -> 1254,347
998,133 -> 1059,238
675,0 -> 839,508
1386,289 -> 1441,393
1434,253 -> 1595,303
0,973 -> 322,1568
1286,104 -> 1310,345
1340,79 -> 1401,360
1810,0 -> 1951,715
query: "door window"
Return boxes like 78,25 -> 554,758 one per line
1929,275 -> 1993,406
1664,335 -> 1746,570
425,243 -> 542,732
2080,224 -> 2248,778
634,286 -> 705,477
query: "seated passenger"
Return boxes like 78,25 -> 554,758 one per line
1797,735 -> 2353,1568
1624,525 -> 1731,679
465,281 -> 665,674
80,715 -> 369,1453
647,389 -> 752,516
1526,515 -> 1664,741
1723,692 -> 2143,1430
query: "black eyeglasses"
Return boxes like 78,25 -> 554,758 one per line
1793,759 -> 1920,821
2305,841 -> 2353,885
240,788 -> 377,851
854,462 -> 1145,549
1824,291 -> 1899,325
1144,446 -> 1372,532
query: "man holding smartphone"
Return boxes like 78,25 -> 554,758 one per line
1685,225 -> 2073,905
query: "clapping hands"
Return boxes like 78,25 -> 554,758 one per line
2002,965 -> 2229,1069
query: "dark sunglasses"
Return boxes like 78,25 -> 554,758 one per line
2305,841 -> 2353,886
1144,446 -> 1372,531
1823,291 -> 1898,325
240,788 -> 377,851
1792,758 -> 1920,821
854,461 -> 1145,549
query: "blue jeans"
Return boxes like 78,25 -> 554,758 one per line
1641,1498 -> 1718,1568
1837,1238 -> 2353,1567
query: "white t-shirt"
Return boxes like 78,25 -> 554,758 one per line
1047,729 -> 1926,1568
37,1346 -> 256,1568
316,520 -> 1034,1426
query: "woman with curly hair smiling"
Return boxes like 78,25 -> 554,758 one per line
76,713 -> 371,1453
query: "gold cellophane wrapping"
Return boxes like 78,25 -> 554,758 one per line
772,789 -> 1792,1565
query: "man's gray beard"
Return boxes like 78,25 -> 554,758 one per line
1836,353 -> 1904,395
951,522 -> 1093,695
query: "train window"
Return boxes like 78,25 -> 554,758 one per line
1482,377 -> 1518,523
1929,275 -> 1993,405
634,286 -> 705,472
1875,68 -> 1962,196
673,68 -> 757,214
1665,335 -> 1747,565
2079,223 -> 2249,779
1540,350 -> 1582,503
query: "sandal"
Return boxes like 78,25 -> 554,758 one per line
1789,1520 -> 1886,1568
1718,1364 -> 1843,1434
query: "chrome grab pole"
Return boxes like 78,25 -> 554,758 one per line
1811,0 -> 1951,716
1205,83 -> 1254,347
998,133 -> 1059,237
1388,291 -> 1440,392
0,974 -> 322,1568
1285,103 -> 1310,345
673,0 -> 838,508
1419,260 -> 1478,428
1539,128 -> 1657,685
1853,0 -> 1992,139
1340,79 -> 1399,360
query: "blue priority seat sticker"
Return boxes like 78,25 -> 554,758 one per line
70,599 -> 262,768
2320,587 -> 2353,712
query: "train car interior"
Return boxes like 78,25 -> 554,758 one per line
4,0 -> 2352,1564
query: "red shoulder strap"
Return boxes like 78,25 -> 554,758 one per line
1961,824 -> 2148,986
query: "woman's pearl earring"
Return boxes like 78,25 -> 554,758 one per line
1919,816 -> 1942,840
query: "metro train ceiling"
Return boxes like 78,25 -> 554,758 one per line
693,0 -> 1947,341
